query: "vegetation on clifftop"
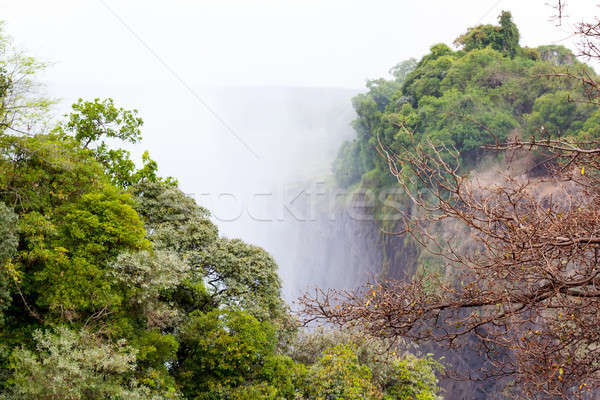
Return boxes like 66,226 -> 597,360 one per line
334,11 -> 597,193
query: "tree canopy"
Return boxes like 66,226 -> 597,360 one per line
333,11 -> 596,193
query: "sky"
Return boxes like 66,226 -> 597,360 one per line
0,0 -> 597,89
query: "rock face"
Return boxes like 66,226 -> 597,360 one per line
282,193 -> 507,399
358,221 -> 509,400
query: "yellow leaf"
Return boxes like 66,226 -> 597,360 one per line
581,167 -> 585,175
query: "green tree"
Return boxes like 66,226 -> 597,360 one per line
2,327 -> 172,400
0,133 -> 107,213
63,98 -> 142,149
526,90 -> 593,137
0,202 -> 16,264
21,186 -> 148,319
59,98 -> 174,188
454,11 -> 520,58
303,344 -> 381,400
290,328 -> 442,400
175,308 -> 302,400
129,180 -> 218,255
384,355 -> 442,400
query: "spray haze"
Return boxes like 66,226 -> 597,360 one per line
50,82 -> 379,300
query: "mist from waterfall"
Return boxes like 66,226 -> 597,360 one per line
49,82 -> 380,301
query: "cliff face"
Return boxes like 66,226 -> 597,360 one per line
290,195 -> 507,400
370,220 -> 510,400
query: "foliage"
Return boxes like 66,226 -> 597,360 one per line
0,202 -> 17,264
303,344 -> 381,400
333,140 -> 363,188
111,249 -> 189,304
58,98 -> 174,188
385,355 -> 442,400
526,90 -> 594,137
63,98 -> 143,148
333,11 -> 594,190
129,180 -> 217,254
200,238 -> 285,322
2,327 -> 171,400
0,133 -> 107,213
175,308 -> 302,400
19,186 -> 148,318
454,11 -> 520,58
291,328 -> 442,399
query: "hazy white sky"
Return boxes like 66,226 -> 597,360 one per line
0,0 -> 596,89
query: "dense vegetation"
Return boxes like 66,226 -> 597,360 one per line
0,27 -> 441,399
334,11 -> 598,194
